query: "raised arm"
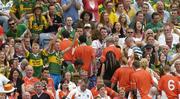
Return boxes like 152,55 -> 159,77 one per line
61,0 -> 73,12
21,39 -> 29,53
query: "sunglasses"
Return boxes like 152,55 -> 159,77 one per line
9,23 -> 15,25
127,32 -> 133,33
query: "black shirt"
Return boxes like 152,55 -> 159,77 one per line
32,92 -> 50,99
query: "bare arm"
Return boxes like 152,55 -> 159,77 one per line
100,63 -> 105,78
74,0 -> 81,10
62,0 -> 73,12
21,39 -> 29,53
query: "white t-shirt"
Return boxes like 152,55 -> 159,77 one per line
66,86 -> 93,99
158,33 -> 179,46
0,74 -> 10,91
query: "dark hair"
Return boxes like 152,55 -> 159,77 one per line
91,31 -> 103,41
134,21 -> 143,34
78,35 -> 87,44
115,3 -> 123,10
41,67 -> 49,73
74,59 -> 84,66
40,77 -> 48,83
176,43 -> 180,50
112,22 -> 124,35
152,12 -> 159,19
8,18 -> 14,23
105,51 -> 119,71
136,11 -> 143,17
80,11 -> 93,21
61,30 -> 70,38
132,60 -> 140,69
9,68 -> 22,81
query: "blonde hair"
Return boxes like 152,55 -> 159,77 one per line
140,58 -> 148,69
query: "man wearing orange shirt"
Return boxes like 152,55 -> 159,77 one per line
59,30 -> 74,62
73,35 -> 95,77
100,37 -> 121,63
130,60 -> 154,99
41,67 -> 55,97
91,77 -> 118,98
111,65 -> 134,98
22,65 -> 39,96
158,65 -> 179,99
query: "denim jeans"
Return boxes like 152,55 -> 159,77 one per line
50,73 -> 62,90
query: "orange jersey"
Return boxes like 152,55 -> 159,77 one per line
91,86 -> 117,98
130,69 -> 153,99
59,39 -> 73,61
58,90 -> 69,99
73,45 -> 95,72
111,66 -> 134,92
100,44 -> 121,63
47,78 -> 56,96
176,75 -> 180,99
23,76 -> 39,95
158,74 -> 179,99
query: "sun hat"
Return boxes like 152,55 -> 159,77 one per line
0,84 -> 16,93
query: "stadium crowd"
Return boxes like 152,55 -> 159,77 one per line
0,0 -> 179,99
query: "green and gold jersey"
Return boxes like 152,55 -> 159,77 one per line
25,50 -> 47,77
48,51 -> 63,74
10,0 -> 36,18
28,15 -> 48,34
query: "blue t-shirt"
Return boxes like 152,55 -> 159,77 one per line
61,0 -> 79,23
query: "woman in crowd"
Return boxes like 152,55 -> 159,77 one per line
112,22 -> 126,38
0,50 -> 10,77
118,14 -> 129,30
100,51 -> 120,87
100,11 -> 112,33
9,68 -> 24,99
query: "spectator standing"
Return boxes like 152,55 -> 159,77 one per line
61,0 -> 81,23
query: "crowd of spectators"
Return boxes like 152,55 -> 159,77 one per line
0,0 -> 179,99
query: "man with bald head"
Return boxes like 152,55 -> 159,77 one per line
156,1 -> 170,23
22,65 -> 39,95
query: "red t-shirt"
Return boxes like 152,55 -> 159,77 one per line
101,44 -> 121,63
158,74 -> 179,99
59,38 -> 73,61
111,66 -> 134,92
130,69 -> 153,99
73,45 -> 95,72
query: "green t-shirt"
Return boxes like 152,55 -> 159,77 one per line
6,24 -> 27,39
145,22 -> 163,33
57,27 -> 75,39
